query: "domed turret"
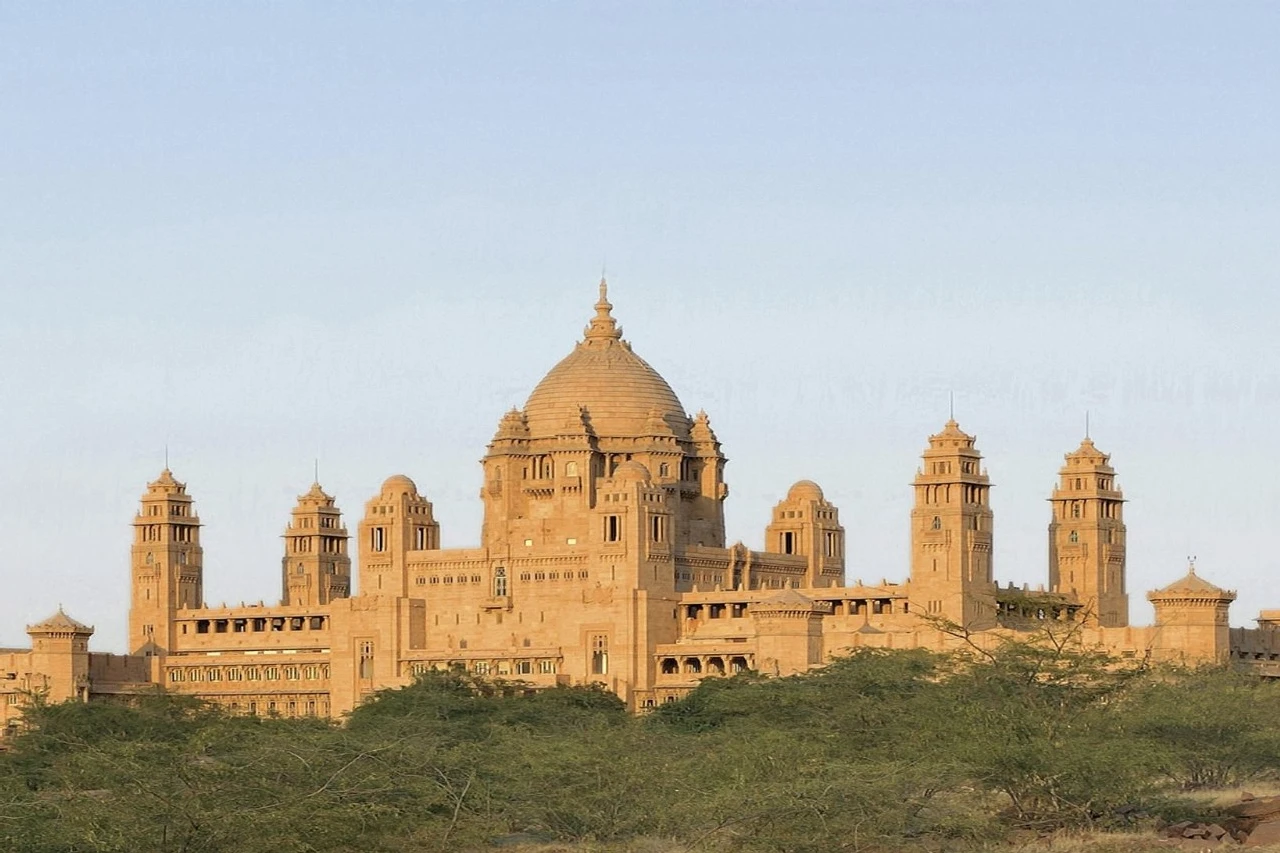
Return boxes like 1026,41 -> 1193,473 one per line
787,480 -> 825,502
380,474 -> 418,495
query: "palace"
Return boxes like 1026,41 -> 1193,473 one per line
4,281 -> 1280,728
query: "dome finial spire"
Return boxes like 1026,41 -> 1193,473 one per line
584,275 -> 622,342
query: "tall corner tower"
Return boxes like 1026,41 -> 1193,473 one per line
908,420 -> 996,629
281,482 -> 352,607
1048,437 -> 1128,626
128,469 -> 203,656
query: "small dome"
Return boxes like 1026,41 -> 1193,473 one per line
612,460 -> 652,482
381,474 -> 417,494
787,480 -> 825,502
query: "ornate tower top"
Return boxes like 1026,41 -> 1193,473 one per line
27,607 -> 94,637
1063,437 -> 1112,469
583,277 -> 623,344
146,468 -> 190,498
927,419 -> 979,452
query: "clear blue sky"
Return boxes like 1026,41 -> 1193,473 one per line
2,3 -> 1278,648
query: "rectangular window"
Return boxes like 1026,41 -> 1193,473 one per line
372,527 -> 385,552
782,532 -> 795,554
590,634 -> 609,676
605,515 -> 620,542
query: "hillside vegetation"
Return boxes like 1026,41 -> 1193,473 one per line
2,635 -> 1279,853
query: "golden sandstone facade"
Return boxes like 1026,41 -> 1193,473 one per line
4,281 -> 1280,729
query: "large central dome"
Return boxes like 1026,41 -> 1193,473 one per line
524,281 -> 690,440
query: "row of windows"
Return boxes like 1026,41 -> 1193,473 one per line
416,574 -> 484,586
684,603 -> 749,620
370,526 -> 436,552
677,570 -> 726,585
1052,501 -> 1122,520
137,524 -> 196,543
369,504 -> 430,516
142,551 -> 191,566
144,504 -> 192,517
292,515 -> 341,529
1065,476 -> 1114,491
519,458 -> 679,481
518,570 -> 590,582
289,536 -> 346,554
407,659 -> 558,677
214,697 -> 329,717
187,615 -> 326,634
658,655 -> 750,676
168,663 -> 330,683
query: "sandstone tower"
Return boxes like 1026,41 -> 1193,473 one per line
281,482 -> 352,607
908,420 -> 996,629
1048,437 -> 1129,626
25,610 -> 93,703
764,480 -> 846,587
129,469 -> 203,656
357,475 -> 439,598
1148,565 -> 1236,663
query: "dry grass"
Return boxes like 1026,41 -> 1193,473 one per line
1176,783 -> 1280,810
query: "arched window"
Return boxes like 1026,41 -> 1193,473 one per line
1071,503 -> 1081,518
565,461 -> 578,477
145,552 -> 154,565
931,516 -> 941,530
493,567 -> 508,598
1069,530 -> 1078,544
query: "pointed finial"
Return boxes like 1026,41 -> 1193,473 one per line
314,458 -> 319,485
1188,555 -> 1197,574
1085,410 -> 1090,440
584,275 -> 622,342
949,391 -> 954,420
164,442 -> 169,470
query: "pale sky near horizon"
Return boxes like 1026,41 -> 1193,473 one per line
2,3 -> 1279,649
